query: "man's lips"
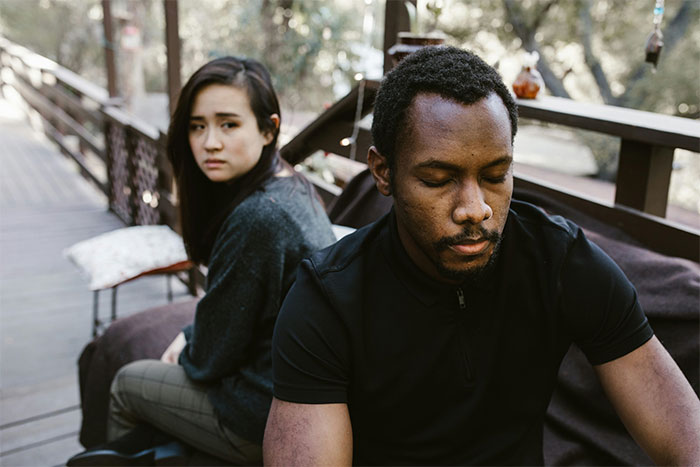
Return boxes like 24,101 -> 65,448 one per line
448,239 -> 490,256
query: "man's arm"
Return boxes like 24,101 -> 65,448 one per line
595,336 -> 700,465
263,397 -> 352,466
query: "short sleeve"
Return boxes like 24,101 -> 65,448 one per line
560,226 -> 654,365
271,259 -> 351,404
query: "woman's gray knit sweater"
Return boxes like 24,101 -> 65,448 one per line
179,174 -> 335,444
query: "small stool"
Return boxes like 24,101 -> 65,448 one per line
64,225 -> 193,336
90,260 -> 193,336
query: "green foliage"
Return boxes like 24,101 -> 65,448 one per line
0,0 -> 104,84
177,0 -> 376,112
0,0 -> 380,114
425,0 -> 699,115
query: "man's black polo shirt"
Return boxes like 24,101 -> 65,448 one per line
271,200 -> 653,465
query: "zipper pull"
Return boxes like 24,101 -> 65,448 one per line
456,288 -> 466,310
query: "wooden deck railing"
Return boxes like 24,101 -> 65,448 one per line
0,37 -> 176,230
517,96 -> 699,218
2,36 -> 698,261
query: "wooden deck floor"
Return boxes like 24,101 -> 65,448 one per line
0,97 -> 190,466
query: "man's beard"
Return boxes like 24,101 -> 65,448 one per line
433,225 -> 503,286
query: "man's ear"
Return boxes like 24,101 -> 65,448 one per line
367,146 -> 392,196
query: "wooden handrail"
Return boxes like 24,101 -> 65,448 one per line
0,36 -> 173,232
516,95 -> 700,152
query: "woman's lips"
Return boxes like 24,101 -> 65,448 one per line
448,239 -> 490,256
204,159 -> 225,167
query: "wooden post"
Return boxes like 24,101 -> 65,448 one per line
164,0 -> 181,116
101,0 -> 118,98
383,0 -> 416,74
614,140 -> 674,218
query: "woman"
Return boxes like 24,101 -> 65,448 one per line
71,56 -> 335,465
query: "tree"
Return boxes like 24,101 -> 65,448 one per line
0,0 -> 104,85
426,0 -> 699,117
176,0 -> 378,113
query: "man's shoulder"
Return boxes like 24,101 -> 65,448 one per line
307,214 -> 389,279
509,199 -> 581,243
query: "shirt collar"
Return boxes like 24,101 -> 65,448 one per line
380,210 -> 499,308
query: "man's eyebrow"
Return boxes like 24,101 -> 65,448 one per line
483,155 -> 513,169
414,155 -> 513,171
414,160 -> 460,171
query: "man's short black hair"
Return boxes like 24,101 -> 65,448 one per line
371,45 -> 518,171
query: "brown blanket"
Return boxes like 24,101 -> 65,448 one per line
77,175 -> 699,465
78,298 -> 197,448
518,188 -> 699,465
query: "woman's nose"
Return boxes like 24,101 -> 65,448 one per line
204,130 -> 223,151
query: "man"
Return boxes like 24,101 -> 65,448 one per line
263,46 -> 700,465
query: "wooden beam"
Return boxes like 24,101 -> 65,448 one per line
281,80 -> 379,165
615,140 -> 674,217
101,0 -> 118,98
517,95 -> 700,152
383,0 -> 416,74
164,0 -> 181,116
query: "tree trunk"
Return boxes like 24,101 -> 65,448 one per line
579,0 -> 615,104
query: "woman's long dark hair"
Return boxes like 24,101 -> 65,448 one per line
167,56 -> 285,265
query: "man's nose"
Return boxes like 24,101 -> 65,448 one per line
451,180 -> 493,225
204,129 -> 223,151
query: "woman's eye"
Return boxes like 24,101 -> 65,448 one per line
189,123 -> 204,131
421,179 -> 449,188
222,122 -> 238,129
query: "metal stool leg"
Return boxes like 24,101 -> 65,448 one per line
111,286 -> 118,322
166,274 -> 173,302
92,290 -> 100,337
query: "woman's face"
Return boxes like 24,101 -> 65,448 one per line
188,84 -> 278,183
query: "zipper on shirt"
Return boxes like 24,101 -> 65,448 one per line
456,288 -> 466,310
456,288 -> 473,382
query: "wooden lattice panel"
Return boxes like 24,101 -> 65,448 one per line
133,135 -> 161,225
107,122 -> 132,224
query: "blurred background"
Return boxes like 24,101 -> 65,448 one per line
1,0 -> 697,217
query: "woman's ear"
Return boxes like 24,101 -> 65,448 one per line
263,114 -> 280,145
367,146 -> 392,196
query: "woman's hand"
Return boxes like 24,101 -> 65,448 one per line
161,332 -> 186,364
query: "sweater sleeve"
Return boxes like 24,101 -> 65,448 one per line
178,199 -> 291,383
